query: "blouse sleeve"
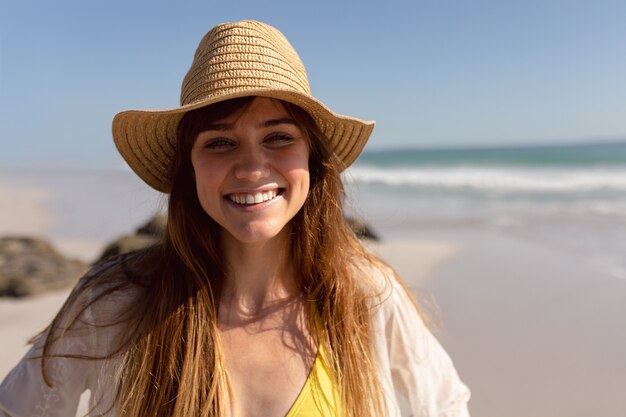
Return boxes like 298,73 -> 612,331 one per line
0,307 -> 97,417
0,259 -> 130,417
369,267 -> 471,417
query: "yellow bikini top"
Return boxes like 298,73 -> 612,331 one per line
284,339 -> 341,417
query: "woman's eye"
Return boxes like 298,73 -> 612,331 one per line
265,133 -> 293,146
203,138 -> 234,150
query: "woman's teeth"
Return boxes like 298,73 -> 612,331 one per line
229,190 -> 278,205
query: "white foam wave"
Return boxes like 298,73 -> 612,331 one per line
345,165 -> 626,192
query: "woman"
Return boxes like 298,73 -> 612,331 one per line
0,20 -> 470,417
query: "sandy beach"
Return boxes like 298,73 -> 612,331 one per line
419,230 -> 626,417
1,173 -> 626,416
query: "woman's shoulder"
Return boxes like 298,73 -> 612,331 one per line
350,253 -> 430,328
354,259 -> 472,415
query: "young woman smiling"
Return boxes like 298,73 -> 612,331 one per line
0,20 -> 470,417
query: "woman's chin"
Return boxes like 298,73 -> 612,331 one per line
222,225 -> 289,247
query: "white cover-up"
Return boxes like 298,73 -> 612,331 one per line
0,265 -> 470,417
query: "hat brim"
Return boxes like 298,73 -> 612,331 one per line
113,89 -> 374,193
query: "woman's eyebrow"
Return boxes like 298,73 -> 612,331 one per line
201,118 -> 297,132
261,118 -> 297,127
202,123 -> 233,132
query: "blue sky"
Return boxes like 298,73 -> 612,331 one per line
1,0 -> 625,169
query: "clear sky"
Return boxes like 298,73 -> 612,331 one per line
1,0 -> 625,169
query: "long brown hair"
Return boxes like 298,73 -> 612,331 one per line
41,97 -> 408,416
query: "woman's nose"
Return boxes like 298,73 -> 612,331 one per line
233,146 -> 270,181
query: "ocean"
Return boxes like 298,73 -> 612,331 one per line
343,141 -> 626,280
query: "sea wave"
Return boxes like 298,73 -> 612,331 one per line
345,165 -> 626,192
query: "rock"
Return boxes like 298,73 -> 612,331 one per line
96,214 -> 165,263
97,234 -> 160,262
346,217 -> 380,241
0,236 -> 88,298
135,214 -> 167,236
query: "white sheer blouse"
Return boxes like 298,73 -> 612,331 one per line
0,265 -> 470,417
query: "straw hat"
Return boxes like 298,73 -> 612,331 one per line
112,20 -> 374,193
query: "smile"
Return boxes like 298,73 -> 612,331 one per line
227,189 -> 283,205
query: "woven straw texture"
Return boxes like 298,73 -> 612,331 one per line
112,20 -> 374,193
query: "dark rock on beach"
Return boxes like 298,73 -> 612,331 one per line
96,214 -> 165,262
97,234 -> 160,262
135,214 -> 167,237
0,237 -> 88,298
346,217 -> 380,241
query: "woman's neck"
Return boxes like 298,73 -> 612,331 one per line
219,230 -> 300,320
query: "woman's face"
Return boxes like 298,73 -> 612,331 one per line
190,97 -> 310,246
